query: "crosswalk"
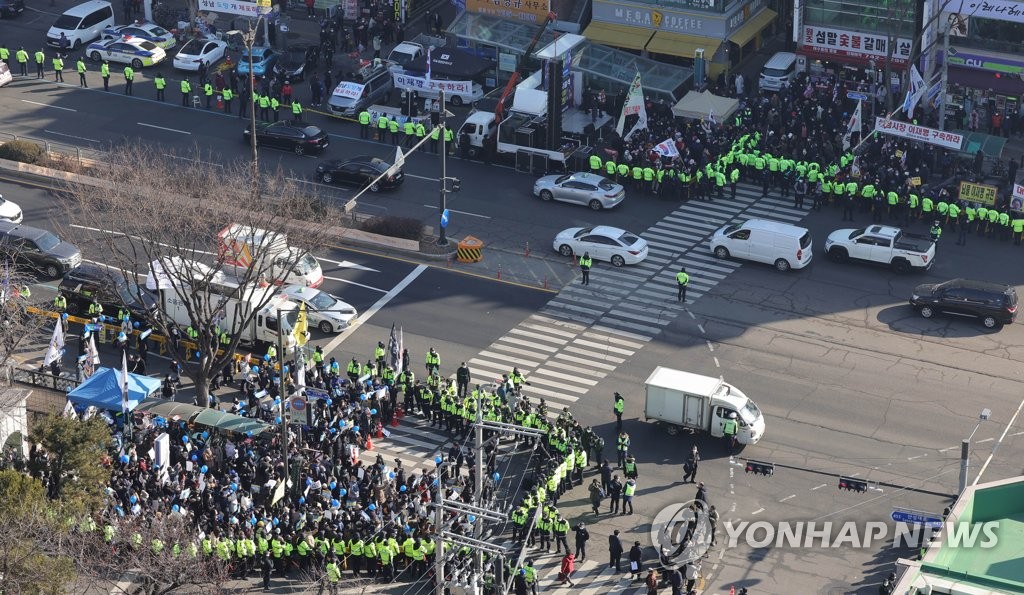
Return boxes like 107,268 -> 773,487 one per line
361,185 -> 808,588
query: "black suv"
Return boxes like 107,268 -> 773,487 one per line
58,264 -> 157,320
910,279 -> 1018,329
0,221 -> 81,279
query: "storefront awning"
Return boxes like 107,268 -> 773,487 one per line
583,22 -> 654,51
646,31 -> 720,60
728,9 -> 777,47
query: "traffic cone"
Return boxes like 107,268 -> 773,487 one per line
729,587 -> 735,595
375,425 -> 384,439
365,436 -> 374,450
390,417 -> 400,427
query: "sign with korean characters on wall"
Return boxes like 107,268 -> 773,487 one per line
802,25 -> 912,64
873,117 -> 965,150
466,0 -> 550,23
959,181 -> 999,206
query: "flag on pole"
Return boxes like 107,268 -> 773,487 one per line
926,79 -> 942,108
616,71 -> 647,140
387,323 -> 401,372
388,146 -> 405,177
425,47 -> 432,84
43,318 -> 65,368
293,302 -> 308,347
120,350 -> 130,418
708,106 -> 717,126
654,138 -> 680,158
84,334 -> 100,378
902,65 -> 926,116
297,355 -> 306,389
842,101 -> 863,151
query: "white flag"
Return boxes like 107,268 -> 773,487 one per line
43,318 -> 65,368
843,101 -> 863,151
388,146 -> 405,177
902,65 -> 926,116
654,138 -> 679,158
121,350 -> 130,417
616,71 -> 647,140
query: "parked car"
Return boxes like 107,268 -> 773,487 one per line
533,172 -> 625,210
278,285 -> 357,333
824,225 -> 934,272
244,121 -> 328,155
910,279 -> 1018,329
236,46 -> 278,77
552,226 -> 649,267
173,37 -> 227,71
0,194 -> 24,223
0,221 -> 82,279
101,21 -> 176,49
273,44 -> 315,82
58,263 -> 157,319
87,36 -> 166,68
315,156 -> 403,191
0,0 -> 25,19
710,219 -> 812,272
0,63 -> 11,88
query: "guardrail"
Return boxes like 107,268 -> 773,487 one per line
0,130 -> 107,166
13,367 -> 82,392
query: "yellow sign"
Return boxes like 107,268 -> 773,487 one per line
465,0 -> 550,23
959,181 -> 999,206
895,150 -> 904,158
652,10 -> 662,28
910,176 -> 921,186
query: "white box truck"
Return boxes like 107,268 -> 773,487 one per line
643,367 -> 765,445
217,224 -> 324,288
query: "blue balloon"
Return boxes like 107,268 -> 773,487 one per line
231,483 -> 238,492
388,472 -> 395,479
330,428 -> 337,433
330,481 -> 336,489
250,517 -> 257,525
252,366 -> 260,373
62,313 -> 69,319
326,399 -> 333,406
298,497 -> 305,504
339,489 -> 347,497
305,478 -> 312,486
275,417 -> 282,424
190,454 -> 198,462
120,454 -> 129,464
399,485 -> 407,492
368,504 -> 376,511
182,435 -> 189,443
196,351 -> 202,359
370,408 -> 378,415
360,394 -> 367,401
284,365 -> 289,373
130,495 -> 138,504
200,465 -> 208,473
493,473 -> 501,481
272,517 -> 278,525
434,456 -> 443,464
274,398 -> 281,405
468,515 -> 476,523
133,321 -> 140,328
246,431 -> 253,437
331,499 -> 340,508
172,504 -> 180,512
201,431 -> 209,439
264,354 -> 270,361
432,479 -> 439,487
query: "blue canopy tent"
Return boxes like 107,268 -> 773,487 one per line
67,367 -> 161,412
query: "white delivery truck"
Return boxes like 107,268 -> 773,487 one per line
456,88 -> 579,165
217,224 -> 324,288
146,257 -> 302,348
643,367 -> 766,445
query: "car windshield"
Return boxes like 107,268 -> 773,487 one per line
53,15 -> 79,28
763,67 -> 788,78
721,223 -> 740,235
573,228 -> 592,239
292,253 -> 319,275
597,177 -> 616,190
242,48 -> 266,59
618,232 -> 641,246
740,401 -> 762,424
301,126 -> 321,137
308,291 -> 336,309
554,174 -> 572,184
35,232 -> 61,251
148,26 -> 169,36
848,228 -> 865,240
115,277 -> 144,305
138,41 -> 157,50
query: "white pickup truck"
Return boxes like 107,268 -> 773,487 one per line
824,225 -> 935,272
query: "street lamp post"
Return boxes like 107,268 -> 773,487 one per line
438,89 -> 449,246
242,20 -> 261,182
959,408 -> 991,494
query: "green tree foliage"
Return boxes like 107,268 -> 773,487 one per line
0,470 -> 76,594
28,415 -> 112,512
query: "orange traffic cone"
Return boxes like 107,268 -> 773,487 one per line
365,436 -> 374,450
375,426 -> 384,439
390,417 -> 400,427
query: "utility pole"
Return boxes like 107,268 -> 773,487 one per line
438,89 -> 449,246
474,393 -> 484,577
938,18 -> 950,131
434,465 -> 446,595
277,307 -> 288,497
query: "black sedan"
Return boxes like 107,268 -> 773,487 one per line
273,44 -> 317,82
315,156 -> 404,191
243,121 -> 328,155
0,0 -> 25,18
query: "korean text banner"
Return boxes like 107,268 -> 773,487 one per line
873,117 -> 964,151
198,0 -> 262,16
332,82 -> 365,99
393,73 -> 474,95
802,25 -> 912,63
958,181 -> 998,206
465,0 -> 550,23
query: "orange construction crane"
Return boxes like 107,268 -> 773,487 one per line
494,11 -> 557,124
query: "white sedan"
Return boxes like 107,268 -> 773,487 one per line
101,22 -> 176,49
86,37 -> 166,67
0,194 -> 23,223
173,38 -> 227,71
553,225 -> 649,267
278,285 -> 357,333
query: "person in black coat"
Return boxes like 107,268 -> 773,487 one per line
608,529 -> 623,572
629,540 -> 643,580
600,459 -> 612,492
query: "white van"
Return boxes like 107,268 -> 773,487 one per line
710,219 -> 812,272
47,0 -> 115,49
758,51 -> 797,92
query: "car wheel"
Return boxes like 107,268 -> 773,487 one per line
919,306 -> 934,319
467,146 -> 480,158
665,424 -> 680,436
90,51 -> 101,62
131,58 -> 142,69
982,315 -> 999,329
44,263 -> 60,279
321,172 -> 333,184
318,320 -> 334,333
72,40 -> 81,50
558,244 -> 574,257
714,246 -> 730,259
294,144 -> 305,155
828,247 -> 848,263
369,182 -> 380,192
539,190 -> 554,201
891,259 -> 910,273
611,254 -> 625,267
588,199 -> 603,211
774,258 -> 791,272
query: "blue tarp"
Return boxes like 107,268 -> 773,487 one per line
66,367 -> 161,412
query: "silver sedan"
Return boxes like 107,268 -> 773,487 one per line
532,172 -> 625,210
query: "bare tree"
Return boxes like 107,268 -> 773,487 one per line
0,262 -> 54,384
65,144 -> 336,406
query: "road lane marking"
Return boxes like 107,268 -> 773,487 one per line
779,494 -> 796,502
939,446 -> 957,453
1012,431 -> 1024,436
322,275 -> 387,293
405,173 -> 436,181
705,340 -> 714,352
43,129 -> 100,143
810,484 -> 827,491
321,264 -> 428,355
138,122 -> 191,134
317,257 -> 379,273
976,437 -> 994,443
82,258 -> 145,279
908,454 -> 928,460
70,224 -> 217,255
421,204 -> 491,219
697,324 -> 705,334
713,357 -> 720,368
21,99 -> 76,112
751,508 -> 764,515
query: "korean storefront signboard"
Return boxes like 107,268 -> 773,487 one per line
801,25 -> 913,64
592,0 -> 726,37
465,0 -> 551,24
